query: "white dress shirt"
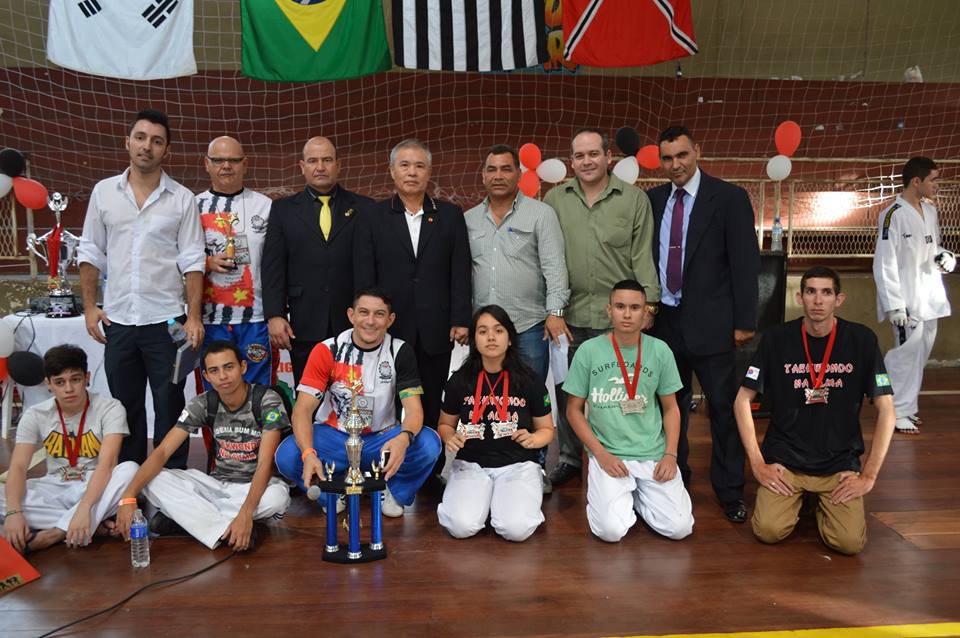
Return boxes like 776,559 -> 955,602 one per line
404,207 -> 424,256
78,168 -> 205,326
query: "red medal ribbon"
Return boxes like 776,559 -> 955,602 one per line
471,370 -> 509,424
610,334 -> 642,400
56,398 -> 90,468
801,319 -> 838,389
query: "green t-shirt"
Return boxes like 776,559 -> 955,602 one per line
563,333 -> 682,461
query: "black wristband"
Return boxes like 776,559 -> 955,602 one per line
401,430 -> 416,444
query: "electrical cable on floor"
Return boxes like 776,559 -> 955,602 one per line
36,551 -> 236,638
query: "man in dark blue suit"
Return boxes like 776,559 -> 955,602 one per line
647,126 -> 760,522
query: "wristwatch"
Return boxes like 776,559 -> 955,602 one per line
645,303 -> 659,316
547,309 -> 565,318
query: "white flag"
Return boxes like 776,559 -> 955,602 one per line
47,0 -> 197,80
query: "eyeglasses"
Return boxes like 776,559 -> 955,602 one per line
207,156 -> 245,165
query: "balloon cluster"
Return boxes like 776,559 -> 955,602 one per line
612,127 -> 661,184
517,143 -> 568,197
765,121 -> 801,181
0,321 -> 46,386
0,148 -> 49,209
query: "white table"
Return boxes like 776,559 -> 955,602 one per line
1,313 -> 196,438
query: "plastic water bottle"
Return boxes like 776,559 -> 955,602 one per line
771,218 -> 784,252
130,508 -> 150,568
167,318 -> 187,346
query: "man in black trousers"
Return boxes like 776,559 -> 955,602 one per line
261,136 -> 373,385
354,138 -> 472,445
647,125 -> 760,522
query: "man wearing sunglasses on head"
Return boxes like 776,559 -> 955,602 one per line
196,136 -> 274,385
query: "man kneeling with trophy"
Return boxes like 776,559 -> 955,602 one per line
275,288 -> 442,518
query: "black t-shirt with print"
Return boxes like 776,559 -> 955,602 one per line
441,367 -> 551,468
741,318 -> 893,475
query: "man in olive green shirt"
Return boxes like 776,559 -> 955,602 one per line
545,127 -> 660,485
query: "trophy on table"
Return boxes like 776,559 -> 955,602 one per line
25,192 -> 81,318
315,375 -> 388,563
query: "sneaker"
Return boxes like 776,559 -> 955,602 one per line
149,511 -> 188,537
541,469 -> 553,495
894,416 -> 920,435
548,462 -> 581,486
381,487 -> 404,518
322,494 -> 346,515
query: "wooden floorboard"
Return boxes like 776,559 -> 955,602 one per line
1,369 -> 959,637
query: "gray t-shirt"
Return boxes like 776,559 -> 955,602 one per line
16,393 -> 129,476
176,386 -> 289,483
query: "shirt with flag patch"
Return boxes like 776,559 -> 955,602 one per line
47,0 -> 196,80
196,188 -> 272,325
299,330 -> 422,434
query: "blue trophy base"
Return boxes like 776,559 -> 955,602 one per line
317,475 -> 387,564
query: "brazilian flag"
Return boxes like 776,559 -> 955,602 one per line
241,0 -> 391,82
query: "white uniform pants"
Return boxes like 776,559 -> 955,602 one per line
886,318 -> 937,417
586,455 -> 694,543
142,469 -> 290,549
0,461 -> 138,532
437,460 -> 544,542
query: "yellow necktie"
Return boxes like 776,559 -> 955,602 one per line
318,195 -> 332,240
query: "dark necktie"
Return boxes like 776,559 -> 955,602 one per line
666,188 -> 686,294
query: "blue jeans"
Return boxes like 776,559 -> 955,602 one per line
515,321 -> 549,384
274,424 -> 442,506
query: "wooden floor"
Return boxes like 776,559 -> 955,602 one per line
2,370 -> 960,637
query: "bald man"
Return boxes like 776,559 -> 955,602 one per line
196,136 -> 275,385
261,137 -> 374,385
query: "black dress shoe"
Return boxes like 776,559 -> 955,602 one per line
547,462 -> 581,486
149,511 -> 189,536
723,500 -> 748,523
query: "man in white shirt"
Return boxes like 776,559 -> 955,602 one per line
873,156 -> 955,434
79,109 -> 205,469
196,136 -> 274,386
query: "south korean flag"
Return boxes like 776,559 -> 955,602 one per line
47,0 -> 197,80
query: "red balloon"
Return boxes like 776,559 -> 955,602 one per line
519,170 -> 540,197
636,145 -> 661,170
0,357 -> 7,381
518,143 -> 542,170
12,177 -> 49,210
775,120 -> 802,157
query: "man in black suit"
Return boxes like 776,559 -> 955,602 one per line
354,139 -> 472,439
647,125 -> 760,523
261,136 -> 373,385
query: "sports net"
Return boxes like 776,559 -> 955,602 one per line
1,0 -> 959,259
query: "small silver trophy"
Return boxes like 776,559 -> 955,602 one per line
26,192 -> 80,318
343,375 -> 371,487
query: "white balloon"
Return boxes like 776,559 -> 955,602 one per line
766,154 -> 792,181
0,174 -> 12,199
0,320 -> 14,358
536,158 -> 567,184
612,156 -> 640,184
520,164 -> 529,173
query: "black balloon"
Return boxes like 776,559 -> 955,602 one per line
615,127 -> 641,157
0,148 -> 26,178
8,351 -> 45,386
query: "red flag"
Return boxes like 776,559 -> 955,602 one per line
563,0 -> 698,68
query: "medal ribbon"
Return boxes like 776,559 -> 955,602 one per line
471,370 -> 509,424
610,334 -> 642,400
801,319 -> 838,389
56,398 -> 90,468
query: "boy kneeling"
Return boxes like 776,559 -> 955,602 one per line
2,345 -> 136,553
564,281 -> 694,542
116,341 -> 290,550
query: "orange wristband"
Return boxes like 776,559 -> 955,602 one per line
119,498 -> 138,506
301,447 -> 317,461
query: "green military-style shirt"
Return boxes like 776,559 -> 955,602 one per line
544,174 -> 660,329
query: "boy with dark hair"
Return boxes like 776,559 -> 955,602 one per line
116,340 -> 290,551
735,267 -> 896,554
563,280 -> 694,542
2,345 -> 136,554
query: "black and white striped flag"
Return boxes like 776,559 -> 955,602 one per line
392,0 -> 548,72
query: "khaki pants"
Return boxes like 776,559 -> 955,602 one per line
752,469 -> 866,555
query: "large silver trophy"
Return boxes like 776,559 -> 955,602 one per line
26,193 -> 80,317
